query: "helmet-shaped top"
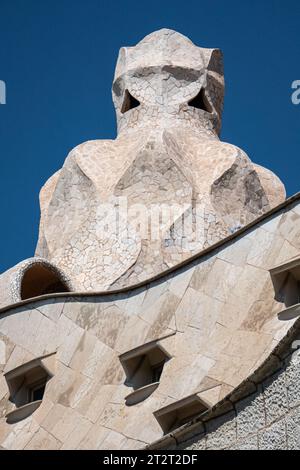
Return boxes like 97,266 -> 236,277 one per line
112,29 -> 224,136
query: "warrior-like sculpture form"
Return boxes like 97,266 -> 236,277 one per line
2,29 -> 286,298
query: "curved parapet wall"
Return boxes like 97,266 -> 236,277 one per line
149,319 -> 300,450
0,195 -> 299,449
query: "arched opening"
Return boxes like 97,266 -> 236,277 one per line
21,264 -> 70,300
121,89 -> 140,114
188,88 -> 212,113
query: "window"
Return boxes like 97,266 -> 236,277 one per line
120,342 -> 170,390
152,361 -> 165,383
270,257 -> 300,309
29,381 -> 46,403
119,340 -> 171,406
154,395 -> 209,434
7,365 -> 48,409
4,353 -> 55,424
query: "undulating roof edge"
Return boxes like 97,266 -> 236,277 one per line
1,191 -> 300,316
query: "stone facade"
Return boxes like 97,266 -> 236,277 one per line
0,29 -> 298,450
0,196 -> 300,449
150,326 -> 300,450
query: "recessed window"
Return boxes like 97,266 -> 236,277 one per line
29,381 -> 46,403
121,89 -> 140,114
188,88 -> 212,113
270,258 -> 300,308
21,263 -> 70,300
152,361 -> 165,383
154,395 -> 209,434
4,354 -> 55,424
119,340 -> 171,406
7,365 -> 48,409
120,342 -> 170,390
281,274 -> 300,307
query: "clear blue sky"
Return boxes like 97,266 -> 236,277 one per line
0,0 -> 299,273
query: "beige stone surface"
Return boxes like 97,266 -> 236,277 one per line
0,29 -> 297,451
0,195 -> 299,449
32,29 -> 285,291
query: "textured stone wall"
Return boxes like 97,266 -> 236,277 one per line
160,347 -> 300,450
0,198 -> 300,449
31,29 -> 286,292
